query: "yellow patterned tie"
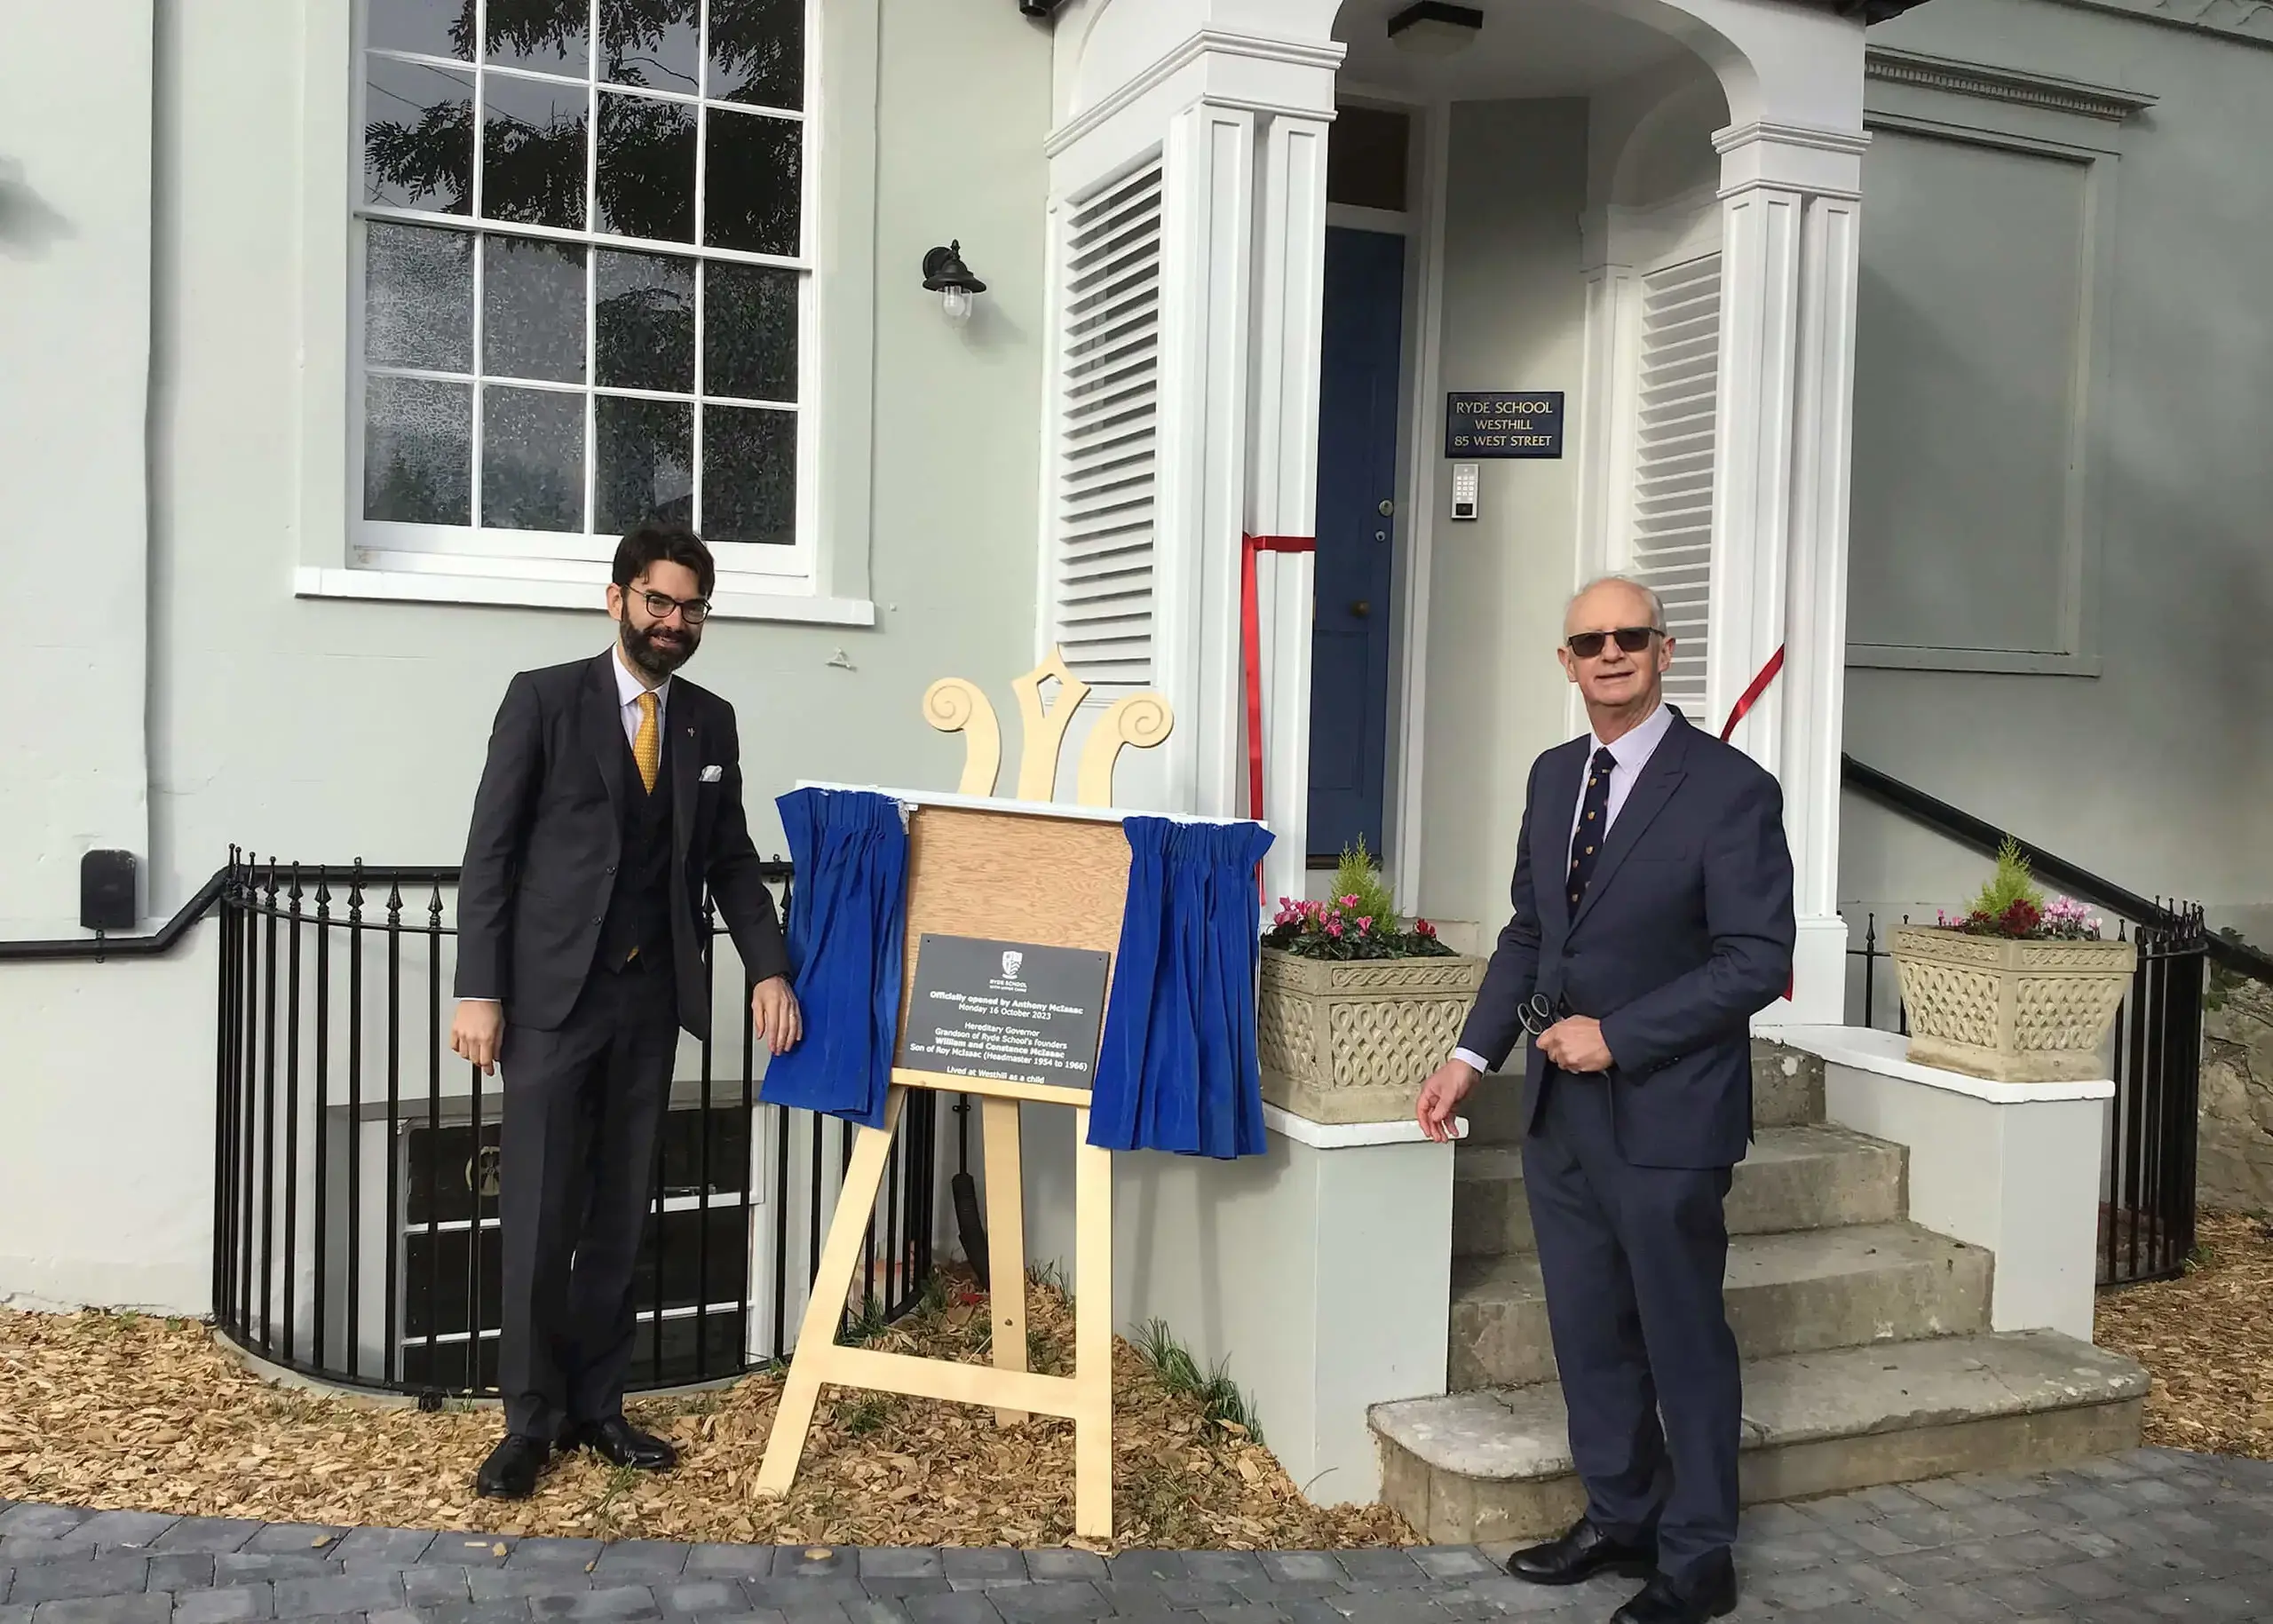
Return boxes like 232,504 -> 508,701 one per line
632,691 -> 661,794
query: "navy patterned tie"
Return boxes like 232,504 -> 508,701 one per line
1567,747 -> 1619,910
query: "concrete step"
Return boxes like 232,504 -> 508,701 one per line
1461,1040 -> 1826,1145
1374,1329 -> 2150,1545
1449,1222 -> 1991,1391
1453,1123 -> 1906,1260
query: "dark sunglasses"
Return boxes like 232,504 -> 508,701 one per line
1565,626 -> 1660,660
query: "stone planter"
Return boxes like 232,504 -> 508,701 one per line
1889,925 -> 2137,1083
1256,947 -> 1486,1124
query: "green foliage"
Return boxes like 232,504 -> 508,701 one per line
1133,1318 -> 1264,1443
1331,836 -> 1398,931
1966,838 -> 2047,921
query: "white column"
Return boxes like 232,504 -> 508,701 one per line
1152,102 -> 1259,821
1708,123 -> 1867,1025
1247,111 -> 1331,905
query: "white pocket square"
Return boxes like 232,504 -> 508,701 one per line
700,764 -> 724,783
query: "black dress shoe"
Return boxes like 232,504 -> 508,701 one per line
1505,1517 -> 1658,1586
1610,1557 -> 1738,1624
570,1415 -> 679,1470
473,1433 -> 552,1499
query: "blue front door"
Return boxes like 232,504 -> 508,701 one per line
1307,226 -> 1406,865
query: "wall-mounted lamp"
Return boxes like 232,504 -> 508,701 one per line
922,241 -> 987,326
1387,1 -> 1484,54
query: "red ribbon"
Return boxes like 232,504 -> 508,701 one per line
1241,533 -> 1317,820
1718,644 -> 1794,1002
1241,532 -> 1316,905
1719,643 -> 1786,742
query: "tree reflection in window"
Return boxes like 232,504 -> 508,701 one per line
357,0 -> 807,551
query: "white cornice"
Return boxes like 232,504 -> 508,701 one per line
1865,45 -> 2158,122
1713,120 -> 1873,157
1046,28 -> 1345,157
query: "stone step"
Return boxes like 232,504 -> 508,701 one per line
1461,1040 -> 1825,1145
1374,1329 -> 2150,1545
1449,1222 -> 1991,1391
1454,1123 -> 1906,1260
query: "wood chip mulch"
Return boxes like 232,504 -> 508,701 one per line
2095,1208 -> 2273,1459
0,1275 -> 1414,1552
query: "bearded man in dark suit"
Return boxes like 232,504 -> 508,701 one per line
450,525 -> 801,1499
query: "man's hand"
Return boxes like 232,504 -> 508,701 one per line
451,999 -> 504,1075
752,975 -> 802,1057
1416,1058 -> 1479,1143
1537,1015 -> 1612,1074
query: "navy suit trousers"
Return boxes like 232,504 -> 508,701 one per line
1523,1066 -> 1741,1575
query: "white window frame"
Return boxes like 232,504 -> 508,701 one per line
293,0 -> 878,626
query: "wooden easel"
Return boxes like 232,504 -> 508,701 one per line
753,651 -> 1176,1540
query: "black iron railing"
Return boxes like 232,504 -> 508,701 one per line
210,852 -> 938,1401
1838,755 -> 2244,1287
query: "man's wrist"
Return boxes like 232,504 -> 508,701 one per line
1450,1046 -> 1493,1076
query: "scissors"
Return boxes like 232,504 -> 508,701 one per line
1518,992 -> 1570,1039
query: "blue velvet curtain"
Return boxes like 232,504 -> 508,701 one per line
758,787 -> 907,1130
1089,817 -> 1276,1158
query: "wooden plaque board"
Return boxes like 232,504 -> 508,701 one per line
754,793 -> 1143,1539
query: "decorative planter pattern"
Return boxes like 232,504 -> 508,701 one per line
1256,947 -> 1487,1124
1889,925 -> 2137,1083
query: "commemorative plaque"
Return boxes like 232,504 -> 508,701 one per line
899,933 -> 1113,1089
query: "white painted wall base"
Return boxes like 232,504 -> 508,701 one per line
1763,1024 -> 2110,1343
1111,1113 -> 1459,1506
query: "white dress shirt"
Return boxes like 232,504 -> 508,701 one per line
614,646 -> 671,745
1452,702 -> 1674,1075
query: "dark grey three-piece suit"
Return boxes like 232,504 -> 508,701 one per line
1457,709 -> 1796,1579
457,651 -> 790,1442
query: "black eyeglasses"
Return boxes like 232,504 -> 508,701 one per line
1565,626 -> 1660,659
637,589 -> 711,625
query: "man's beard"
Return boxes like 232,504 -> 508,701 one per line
622,618 -> 699,677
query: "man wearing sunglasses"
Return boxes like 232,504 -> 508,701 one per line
1415,576 -> 1794,1624
450,524 -> 802,1500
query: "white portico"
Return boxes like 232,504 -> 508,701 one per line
1035,0 -> 1878,1025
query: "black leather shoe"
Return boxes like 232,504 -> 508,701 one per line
570,1415 -> 678,1470
1505,1517 -> 1658,1586
473,1433 -> 552,1499
1610,1557 -> 1738,1624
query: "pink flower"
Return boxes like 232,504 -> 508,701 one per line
1414,919 -> 1437,937
1339,894 -> 1359,908
1357,916 -> 1374,932
1326,920 -> 1343,938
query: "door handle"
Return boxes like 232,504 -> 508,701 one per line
1350,599 -> 1372,619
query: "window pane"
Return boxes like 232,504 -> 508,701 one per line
480,72 -> 589,230
597,396 -> 693,533
482,236 -> 586,384
596,250 -> 694,391
364,57 -> 474,215
482,385 -> 586,532
368,0 -> 475,61
366,222 -> 473,372
486,0 -> 590,77
701,403 -> 795,545
708,0 -> 804,109
598,91 -> 696,242
1327,105 -> 1410,212
603,0 -> 700,94
703,262 -> 796,400
703,108 -> 800,256
365,376 -> 471,524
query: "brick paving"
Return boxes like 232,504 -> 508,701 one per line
4,1450 -> 2273,1624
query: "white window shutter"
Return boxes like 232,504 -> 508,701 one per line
1050,162 -> 1164,686
1628,253 -> 1721,717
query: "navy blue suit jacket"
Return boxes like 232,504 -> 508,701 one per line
1454,709 -> 1795,1169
